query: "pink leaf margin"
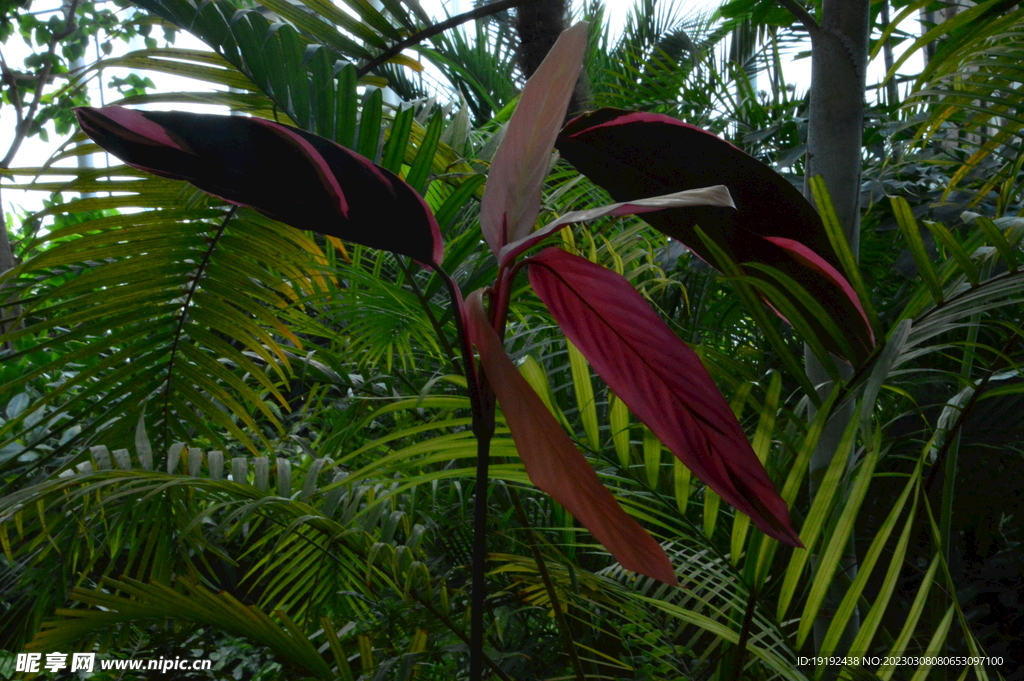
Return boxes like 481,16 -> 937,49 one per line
78,105 -> 187,152
762,236 -> 875,346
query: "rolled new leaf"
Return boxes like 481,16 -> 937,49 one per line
75,106 -> 443,266
465,290 -> 677,585
528,247 -> 802,547
479,22 -> 588,255
556,108 -> 873,364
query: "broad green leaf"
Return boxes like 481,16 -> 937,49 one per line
405,109 -> 445,193
517,355 -> 569,431
382,104 -> 416,173
357,87 -> 384,161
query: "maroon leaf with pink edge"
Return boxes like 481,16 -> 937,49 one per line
555,107 -> 873,365
527,247 -> 803,547
465,289 -> 678,585
75,106 -> 443,266
479,22 -> 588,255
764,236 -> 874,346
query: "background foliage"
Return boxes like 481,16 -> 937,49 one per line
1,0 -> 1023,679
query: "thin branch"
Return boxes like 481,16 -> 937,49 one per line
1,0 -> 81,168
357,0 -> 528,78
777,0 -> 820,34
397,257 -> 461,374
730,582 -> 759,681
468,416 -> 493,681
504,485 -> 586,681
410,590 -> 513,681
0,48 -> 26,130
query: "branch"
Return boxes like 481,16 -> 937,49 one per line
396,257 -> 461,375
504,484 -> 585,681
357,0 -> 528,78
777,0 -> 820,34
0,48 -> 26,138
409,589 -> 513,681
1,0 -> 81,168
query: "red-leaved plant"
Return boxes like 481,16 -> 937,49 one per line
75,20 -> 873,676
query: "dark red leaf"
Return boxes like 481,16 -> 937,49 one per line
528,247 -> 802,547
556,108 -> 873,364
465,290 -> 678,585
75,106 -> 443,266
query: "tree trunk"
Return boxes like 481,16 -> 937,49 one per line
802,0 -> 870,666
805,0 -> 869,252
513,0 -> 589,116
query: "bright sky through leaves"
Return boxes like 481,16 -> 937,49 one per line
2,0 -> 921,222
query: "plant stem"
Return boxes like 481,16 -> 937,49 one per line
410,590 -> 513,681
730,583 -> 759,681
469,423 -> 493,681
398,257 -> 461,374
436,267 -> 497,680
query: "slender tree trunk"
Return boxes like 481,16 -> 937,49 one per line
795,0 -> 871,667
880,1 -> 899,108
513,0 -> 590,116
805,0 -> 869,253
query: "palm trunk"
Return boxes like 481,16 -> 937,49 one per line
790,0 -> 871,665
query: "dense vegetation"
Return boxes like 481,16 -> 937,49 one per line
1,0 -> 1022,679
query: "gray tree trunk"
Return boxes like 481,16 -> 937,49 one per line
796,0 -> 871,665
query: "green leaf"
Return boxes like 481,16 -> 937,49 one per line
609,392 -> 631,471
357,87 -> 384,161
382,104 -> 416,173
891,196 -> 944,304
566,340 -> 599,450
777,402 -> 861,619
731,373 -> 779,565
973,216 -> 1020,273
809,176 -> 880,332
405,109 -> 445,194
797,428 -> 880,648
642,425 -> 660,489
923,220 -> 979,287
